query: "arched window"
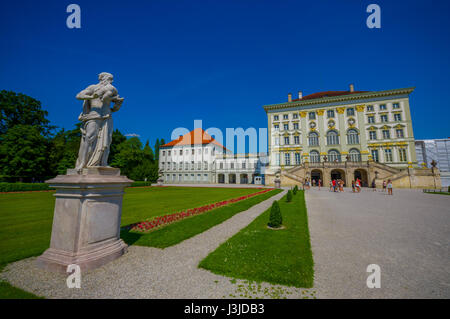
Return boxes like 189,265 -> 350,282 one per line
327,130 -> 339,145
310,150 -> 320,163
308,132 -> 319,146
349,148 -> 361,162
347,129 -> 359,145
328,149 -> 341,162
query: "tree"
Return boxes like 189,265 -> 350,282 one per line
286,190 -> 293,202
143,140 -> 155,163
154,138 -> 160,161
109,129 -> 127,165
0,90 -> 54,137
110,137 -> 145,177
0,125 -> 48,182
268,200 -> 282,228
47,124 -> 81,175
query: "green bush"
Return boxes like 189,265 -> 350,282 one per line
0,180 -> 153,192
286,190 -> 293,202
448,186 -> 450,193
130,181 -> 153,187
0,182 -> 53,192
293,185 -> 298,195
268,200 -> 282,228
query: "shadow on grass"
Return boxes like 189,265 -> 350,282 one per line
120,228 -> 143,246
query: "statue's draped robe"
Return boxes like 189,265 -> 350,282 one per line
75,100 -> 113,168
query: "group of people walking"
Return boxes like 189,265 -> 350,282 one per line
301,177 -> 394,195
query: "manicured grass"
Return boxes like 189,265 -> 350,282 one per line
425,191 -> 450,196
0,281 -> 43,299
198,191 -> 314,288
121,189 -> 282,248
0,186 -> 263,269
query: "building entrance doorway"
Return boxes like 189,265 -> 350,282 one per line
311,170 -> 322,186
331,169 -> 345,185
354,169 -> 368,187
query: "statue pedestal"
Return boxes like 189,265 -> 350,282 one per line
274,178 -> 281,189
36,167 -> 133,273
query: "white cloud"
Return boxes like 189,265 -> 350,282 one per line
125,133 -> 140,137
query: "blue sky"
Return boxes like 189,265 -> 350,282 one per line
1,0 -> 449,150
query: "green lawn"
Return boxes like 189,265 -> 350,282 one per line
0,186 -> 263,270
425,191 -> 450,196
0,281 -> 43,299
121,189 -> 282,248
199,191 -> 314,288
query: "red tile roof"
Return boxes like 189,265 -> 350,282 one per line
292,90 -> 369,102
161,128 -> 228,151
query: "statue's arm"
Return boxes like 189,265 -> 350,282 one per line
76,85 -> 97,100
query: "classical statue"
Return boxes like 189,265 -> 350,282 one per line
74,72 -> 124,171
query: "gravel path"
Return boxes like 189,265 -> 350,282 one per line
306,187 -> 450,298
1,189 -> 317,299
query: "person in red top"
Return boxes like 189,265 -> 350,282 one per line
318,179 -> 322,191
332,179 -> 337,192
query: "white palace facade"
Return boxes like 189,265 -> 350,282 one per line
159,128 -> 267,185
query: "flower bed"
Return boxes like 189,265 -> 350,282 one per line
129,188 -> 273,232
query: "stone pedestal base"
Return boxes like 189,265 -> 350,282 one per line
274,178 -> 281,189
36,167 -> 133,273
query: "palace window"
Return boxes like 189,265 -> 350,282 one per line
168,151 -> 171,156
276,153 -> 280,166
399,148 -> 407,162
219,162 -> 223,169
274,124 -> 279,131
384,149 -> 393,162
326,131 -> 339,145
231,163 -> 234,169
368,115 -> 375,123
293,123 -> 299,130
283,114 -> 289,120
396,129 -> 404,138
394,113 -> 402,121
347,129 -> 359,144
309,132 -> 319,146
204,161 -> 208,170
191,149 -> 195,155
162,151 -> 166,156
284,153 -> 291,165
367,105 -> 374,112
284,136 -> 290,145
295,153 -> 301,165
379,104 -> 387,110
328,149 -> 341,162
349,149 -> 361,162
274,115 -> 279,121
191,161 -> 195,169
381,114 -> 388,122
393,102 -> 400,109
347,108 -> 355,116
371,149 -> 379,162
179,150 -> 183,155
369,131 -> 377,140
327,109 -> 335,118
382,129 -> 390,139
283,123 -> 289,130
185,162 -> 189,169
309,112 -> 316,120
294,135 -> 300,144
293,113 -> 298,119
310,150 -> 320,163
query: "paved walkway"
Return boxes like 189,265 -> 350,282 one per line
306,187 -> 450,298
1,189 -> 293,299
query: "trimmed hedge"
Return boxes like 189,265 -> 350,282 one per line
268,200 -> 282,228
0,181 -> 154,192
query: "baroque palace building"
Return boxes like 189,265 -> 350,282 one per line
264,85 -> 441,188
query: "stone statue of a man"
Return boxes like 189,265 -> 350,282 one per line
75,72 -> 124,171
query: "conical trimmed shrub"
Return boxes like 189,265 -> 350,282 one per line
268,200 -> 282,228
286,190 -> 293,202
293,185 -> 298,195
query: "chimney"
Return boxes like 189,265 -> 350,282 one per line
349,83 -> 354,92
298,91 -> 303,99
288,93 -> 292,102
